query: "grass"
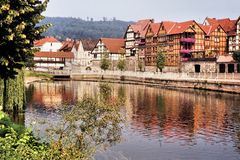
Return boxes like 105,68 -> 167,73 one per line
24,70 -> 53,79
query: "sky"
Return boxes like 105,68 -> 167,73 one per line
44,0 -> 240,22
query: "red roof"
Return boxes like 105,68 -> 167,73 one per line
34,37 -> 60,46
149,23 -> 161,36
59,40 -> 77,52
100,38 -> 125,54
199,23 -> 222,35
129,19 -> 154,37
168,20 -> 195,35
160,21 -> 177,34
34,52 -> 74,59
205,17 -> 236,35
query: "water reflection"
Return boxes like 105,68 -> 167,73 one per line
25,81 -> 240,160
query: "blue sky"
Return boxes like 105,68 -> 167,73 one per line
44,0 -> 240,22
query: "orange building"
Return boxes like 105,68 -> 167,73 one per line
200,24 -> 227,57
145,23 -> 161,68
158,20 -> 206,71
203,17 -> 236,54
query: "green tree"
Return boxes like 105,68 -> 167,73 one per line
0,0 -> 50,111
100,53 -> 111,71
156,48 -> 166,72
233,51 -> 240,63
117,58 -> 126,71
138,59 -> 144,72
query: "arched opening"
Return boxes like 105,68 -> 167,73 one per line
195,64 -> 201,73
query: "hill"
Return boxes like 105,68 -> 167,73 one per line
40,17 -> 133,40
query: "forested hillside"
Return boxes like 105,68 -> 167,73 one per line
40,17 -> 133,40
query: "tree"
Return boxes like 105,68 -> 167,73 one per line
100,53 -> 111,71
156,48 -> 166,72
117,58 -> 126,71
233,51 -> 240,63
0,0 -> 50,111
138,59 -> 144,72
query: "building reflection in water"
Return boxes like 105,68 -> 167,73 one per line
25,81 -> 240,151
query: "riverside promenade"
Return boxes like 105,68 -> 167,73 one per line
49,69 -> 240,94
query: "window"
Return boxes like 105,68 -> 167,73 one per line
214,37 -> 220,43
237,64 -> 240,73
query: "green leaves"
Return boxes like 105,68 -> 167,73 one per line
233,51 -> 240,63
0,0 -> 50,79
156,48 -> 166,72
100,53 -> 111,71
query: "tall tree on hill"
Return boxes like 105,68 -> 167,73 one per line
0,0 -> 50,111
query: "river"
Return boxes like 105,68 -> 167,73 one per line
21,81 -> 240,160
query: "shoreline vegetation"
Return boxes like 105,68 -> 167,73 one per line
0,83 -> 123,159
24,70 -> 52,84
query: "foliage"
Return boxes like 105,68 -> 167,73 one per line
138,59 -> 144,72
0,0 -> 50,79
0,70 -> 25,112
100,53 -> 111,71
233,50 -> 240,63
0,0 -> 50,112
24,70 -> 53,79
156,48 -> 166,72
0,111 -> 49,159
0,80 -> 3,110
117,58 -> 126,71
0,91 -> 123,159
45,95 -> 122,159
40,17 -> 133,40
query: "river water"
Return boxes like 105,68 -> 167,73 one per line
23,81 -> 240,160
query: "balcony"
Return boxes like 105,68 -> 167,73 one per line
136,41 -> 145,45
181,58 -> 189,62
180,49 -> 191,54
180,38 -> 195,44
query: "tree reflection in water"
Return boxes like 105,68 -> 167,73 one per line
29,83 -> 123,159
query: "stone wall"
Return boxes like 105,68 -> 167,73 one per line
181,61 -> 216,73
71,73 -> 240,94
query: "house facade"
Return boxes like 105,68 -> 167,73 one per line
59,39 -> 97,66
91,38 -> 125,70
124,19 -> 153,71
34,51 -> 74,69
34,37 -> 63,52
78,39 -> 98,66
145,23 -> 161,70
203,18 -> 237,54
157,21 -> 206,72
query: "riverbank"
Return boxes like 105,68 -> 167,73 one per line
65,71 -> 240,94
24,70 -> 52,84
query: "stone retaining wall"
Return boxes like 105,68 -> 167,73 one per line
71,74 -> 240,94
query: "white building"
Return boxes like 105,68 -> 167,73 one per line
59,39 -> 97,66
34,51 -> 74,69
34,37 -> 63,52
91,38 -> 125,61
91,38 -> 125,70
